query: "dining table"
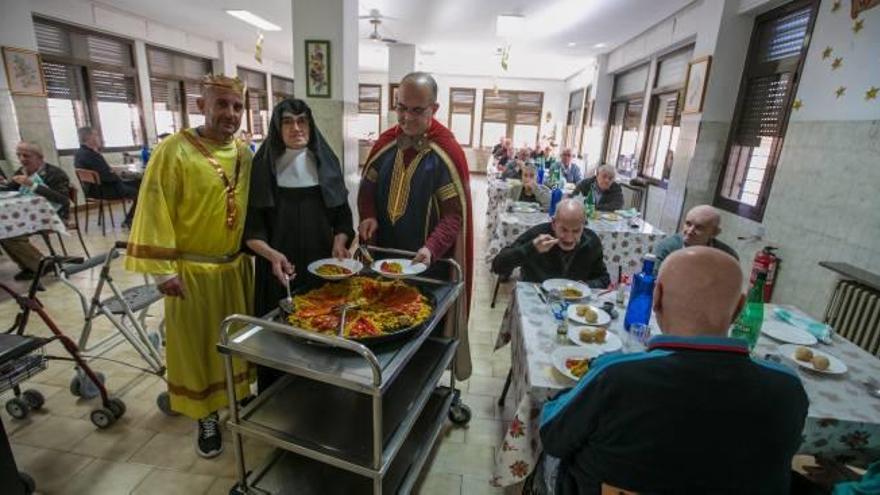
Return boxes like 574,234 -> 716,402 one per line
489,282 -> 880,487
0,192 -> 67,241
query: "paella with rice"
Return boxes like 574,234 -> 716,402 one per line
287,276 -> 432,339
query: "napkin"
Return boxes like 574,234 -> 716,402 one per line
773,307 -> 833,344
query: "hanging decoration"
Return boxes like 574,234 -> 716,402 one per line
832,0 -> 842,12
852,18 -> 865,33
866,87 -> 879,100
792,99 -> 803,110
831,57 -> 843,69
852,0 -> 880,18
500,44 -> 511,72
835,86 -> 847,98
822,46 -> 833,59
255,32 -> 264,63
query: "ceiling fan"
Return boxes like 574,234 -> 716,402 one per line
360,9 -> 399,44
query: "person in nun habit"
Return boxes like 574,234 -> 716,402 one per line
244,98 -> 355,388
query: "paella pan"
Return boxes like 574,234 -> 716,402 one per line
283,276 -> 434,344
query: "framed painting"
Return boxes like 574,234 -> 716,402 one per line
389,82 -> 400,110
2,47 -> 47,97
305,40 -> 331,98
683,55 -> 712,114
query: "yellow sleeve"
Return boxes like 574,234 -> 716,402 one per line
124,136 -> 181,275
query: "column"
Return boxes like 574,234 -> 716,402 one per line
385,43 -> 416,128
291,0 -> 359,173
133,40 -> 157,145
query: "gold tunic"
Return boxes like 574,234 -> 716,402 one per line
125,128 -> 253,420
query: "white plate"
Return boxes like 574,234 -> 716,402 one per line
511,201 -> 540,213
762,320 -> 817,346
567,326 -> 622,353
373,258 -> 427,278
779,344 -> 847,375
307,258 -> 363,281
0,191 -> 21,199
551,347 -> 603,381
542,279 -> 591,301
566,304 -> 611,326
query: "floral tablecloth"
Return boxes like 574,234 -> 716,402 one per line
490,283 -> 880,487
485,208 -> 665,276
486,179 -> 514,237
0,193 -> 67,240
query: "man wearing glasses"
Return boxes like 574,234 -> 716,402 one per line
357,71 -> 474,380
559,147 -> 583,184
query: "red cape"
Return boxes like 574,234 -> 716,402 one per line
364,119 -> 474,317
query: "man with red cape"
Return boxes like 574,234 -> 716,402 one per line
358,72 -> 473,380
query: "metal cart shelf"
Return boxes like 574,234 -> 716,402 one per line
219,249 -> 469,494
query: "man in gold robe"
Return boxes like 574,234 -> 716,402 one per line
125,75 -> 252,458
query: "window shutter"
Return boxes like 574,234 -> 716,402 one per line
358,84 -> 381,114
92,70 -> 137,103
272,76 -> 295,97
655,48 -> 693,88
624,99 -> 644,129
614,64 -> 649,98
734,73 -> 792,146
181,57 -> 211,80
150,78 -> 181,111
86,35 -> 133,67
568,88 -> 584,111
759,7 -> 812,63
450,88 -> 475,113
34,21 -> 72,57
43,62 -> 80,99
147,48 -> 174,76
186,84 -> 203,114
239,68 -> 266,91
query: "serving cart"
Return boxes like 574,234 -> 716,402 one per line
219,247 -> 471,494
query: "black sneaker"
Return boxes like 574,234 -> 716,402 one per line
195,413 -> 223,458
13,270 -> 35,281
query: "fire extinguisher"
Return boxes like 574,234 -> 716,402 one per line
750,246 -> 781,302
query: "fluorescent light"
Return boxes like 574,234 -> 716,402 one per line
593,42 -> 607,48
567,42 -> 577,47
226,10 -> 281,31
496,15 -> 525,38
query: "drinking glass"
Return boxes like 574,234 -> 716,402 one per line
625,323 -> 651,352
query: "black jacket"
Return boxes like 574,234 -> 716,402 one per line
2,164 -> 71,220
572,177 -> 624,212
74,145 -> 120,185
491,222 -> 610,288
539,335 -> 808,495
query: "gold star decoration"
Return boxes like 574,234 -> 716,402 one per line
867,87 -> 879,101
831,57 -> 843,70
835,86 -> 847,98
822,46 -> 833,59
831,0 -> 841,12
853,19 -> 864,33
792,99 -> 803,110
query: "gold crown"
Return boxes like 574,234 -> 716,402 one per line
202,74 -> 246,94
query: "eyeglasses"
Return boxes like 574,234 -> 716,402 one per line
395,103 -> 432,116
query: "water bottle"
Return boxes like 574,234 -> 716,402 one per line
730,271 -> 766,350
537,160 -> 545,185
548,185 -> 563,216
623,254 -> 657,331
140,145 -> 151,166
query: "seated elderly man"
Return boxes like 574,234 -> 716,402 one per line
0,142 -> 70,281
654,204 -> 738,273
74,126 -> 141,228
531,247 -> 808,494
491,199 -> 609,286
558,148 -> 582,184
572,164 -> 624,211
516,162 -> 551,209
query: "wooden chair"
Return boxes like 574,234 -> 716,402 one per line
75,168 -> 117,236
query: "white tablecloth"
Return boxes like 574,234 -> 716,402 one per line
0,193 -> 67,240
490,283 -> 880,487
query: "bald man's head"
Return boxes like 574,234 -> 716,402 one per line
552,199 -> 585,251
396,72 -> 439,137
682,205 -> 722,247
653,246 -> 744,337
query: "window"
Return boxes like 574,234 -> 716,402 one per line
564,88 -> 585,150
448,88 -> 476,147
238,67 -> 269,140
352,84 -> 381,141
272,75 -> 294,106
480,90 -> 544,148
35,18 -> 143,151
147,46 -> 212,135
604,64 -> 648,174
715,0 -> 817,220
641,47 -> 692,183
389,83 -> 400,110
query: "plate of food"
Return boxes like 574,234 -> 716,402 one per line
0,191 -> 21,199
600,212 -> 620,221
542,279 -> 591,301
373,258 -> 427,279
566,304 -> 611,326
780,344 -> 847,375
761,320 -> 817,346
551,347 -> 603,381
567,326 -> 622,353
511,201 -> 540,213
286,276 -> 433,344
307,258 -> 363,280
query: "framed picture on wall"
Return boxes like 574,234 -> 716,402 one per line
2,46 -> 47,97
683,55 -> 711,114
305,40 -> 331,98
389,83 -> 400,110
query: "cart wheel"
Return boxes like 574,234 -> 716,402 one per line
5,398 -> 30,420
80,371 -> 106,400
156,391 -> 179,416
90,408 -> 116,429
22,389 -> 45,411
229,484 -> 247,495
69,375 -> 82,397
107,397 -> 126,419
448,402 -> 472,425
19,471 -> 36,495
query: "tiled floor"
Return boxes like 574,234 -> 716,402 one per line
1,175 -> 522,494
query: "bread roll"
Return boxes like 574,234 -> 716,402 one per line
812,355 -> 830,371
794,347 -> 813,362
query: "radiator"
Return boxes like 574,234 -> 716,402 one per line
824,280 -> 880,357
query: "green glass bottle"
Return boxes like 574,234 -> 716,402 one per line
730,271 -> 766,350
584,186 -> 596,220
